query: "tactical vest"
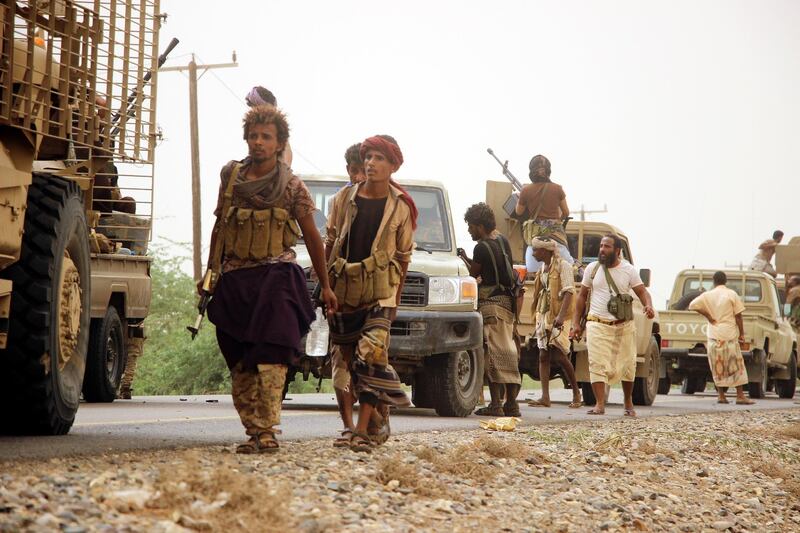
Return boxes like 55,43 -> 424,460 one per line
327,188 -> 401,308
219,163 -> 301,261
530,257 -> 574,320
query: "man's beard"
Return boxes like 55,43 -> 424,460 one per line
600,251 -> 617,265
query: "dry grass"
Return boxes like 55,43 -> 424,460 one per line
751,460 -> 800,499
376,456 -> 446,497
777,423 -> 800,441
145,451 -> 289,531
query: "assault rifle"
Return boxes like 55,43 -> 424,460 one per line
187,269 -> 215,340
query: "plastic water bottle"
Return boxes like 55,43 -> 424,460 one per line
305,307 -> 329,357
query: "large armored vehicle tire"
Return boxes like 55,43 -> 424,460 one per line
632,337 -> 660,406
774,351 -> 797,399
431,349 -> 483,417
580,382 -> 596,406
83,306 -> 127,402
680,376 -> 704,395
747,350 -> 768,399
0,175 -> 91,435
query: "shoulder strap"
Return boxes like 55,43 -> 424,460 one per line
529,183 -> 550,221
601,264 -> 622,297
480,238 -> 514,290
210,162 -> 242,274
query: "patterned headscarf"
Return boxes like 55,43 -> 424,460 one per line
532,237 -> 558,258
529,155 -> 551,182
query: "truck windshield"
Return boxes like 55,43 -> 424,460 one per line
682,278 -> 763,302
302,181 -> 452,251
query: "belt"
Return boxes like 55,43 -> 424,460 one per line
586,314 -> 629,326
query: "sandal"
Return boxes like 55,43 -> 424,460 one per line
527,398 -> 551,408
717,398 -> 730,404
568,400 -> 583,409
334,429 -> 353,448
474,405 -> 504,416
236,433 -> 279,454
503,403 -> 521,417
349,431 -> 373,453
586,408 -> 605,415
736,398 -> 755,405
623,408 -> 637,417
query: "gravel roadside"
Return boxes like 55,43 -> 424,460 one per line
1,409 -> 799,532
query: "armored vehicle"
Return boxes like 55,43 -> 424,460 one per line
0,0 -> 166,434
293,176 -> 484,417
485,180 -> 661,406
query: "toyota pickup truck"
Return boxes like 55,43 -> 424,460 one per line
659,269 -> 798,399
291,176 -> 484,417
485,180 -> 661,406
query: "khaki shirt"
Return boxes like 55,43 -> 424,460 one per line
326,182 -> 414,308
688,285 -> 745,342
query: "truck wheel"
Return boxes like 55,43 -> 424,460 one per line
83,307 -> 127,402
431,349 -> 483,417
580,382 -> 596,406
0,175 -> 91,435
681,376 -> 703,395
632,337 -> 660,406
774,352 -> 797,399
412,371 -> 435,408
658,377 -> 671,395
748,350 -> 768,399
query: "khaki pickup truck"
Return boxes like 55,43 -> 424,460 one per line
293,176 -> 485,417
659,269 -> 798,399
485,181 -> 661,406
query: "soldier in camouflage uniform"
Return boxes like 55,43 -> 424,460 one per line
204,105 -> 336,453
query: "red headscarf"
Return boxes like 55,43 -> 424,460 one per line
360,135 -> 418,230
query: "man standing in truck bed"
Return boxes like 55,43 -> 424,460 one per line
688,271 -> 755,405
204,105 -> 336,453
571,234 -> 655,416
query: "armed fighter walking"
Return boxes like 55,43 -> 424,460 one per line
200,105 -> 336,453
325,135 -> 416,452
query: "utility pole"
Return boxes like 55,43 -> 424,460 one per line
161,52 -> 238,281
576,203 -> 608,221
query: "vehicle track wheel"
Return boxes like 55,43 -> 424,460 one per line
83,306 -> 127,402
0,175 -> 91,435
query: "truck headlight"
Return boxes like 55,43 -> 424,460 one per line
428,276 -> 478,308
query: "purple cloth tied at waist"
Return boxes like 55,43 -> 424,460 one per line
207,262 -> 315,370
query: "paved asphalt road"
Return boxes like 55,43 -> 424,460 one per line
2,389 -> 798,461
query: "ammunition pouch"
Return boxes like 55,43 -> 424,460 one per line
607,293 -> 634,321
223,206 -> 298,260
328,251 -> 400,308
523,219 -> 566,245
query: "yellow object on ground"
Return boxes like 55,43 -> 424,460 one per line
479,417 -> 521,431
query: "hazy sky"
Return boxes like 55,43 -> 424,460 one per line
150,0 -> 799,306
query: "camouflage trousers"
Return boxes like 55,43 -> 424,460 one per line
231,361 -> 287,436
119,337 -> 144,398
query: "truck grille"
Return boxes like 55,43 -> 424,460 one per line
399,272 -> 428,307
391,320 -> 427,337
305,269 -> 428,307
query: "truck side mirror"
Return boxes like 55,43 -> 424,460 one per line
639,268 -> 651,288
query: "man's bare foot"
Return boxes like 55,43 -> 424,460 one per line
527,398 -> 551,407
568,399 -> 583,409
586,408 -> 605,415
623,407 -> 637,417
736,398 -> 755,405
717,397 -> 729,404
